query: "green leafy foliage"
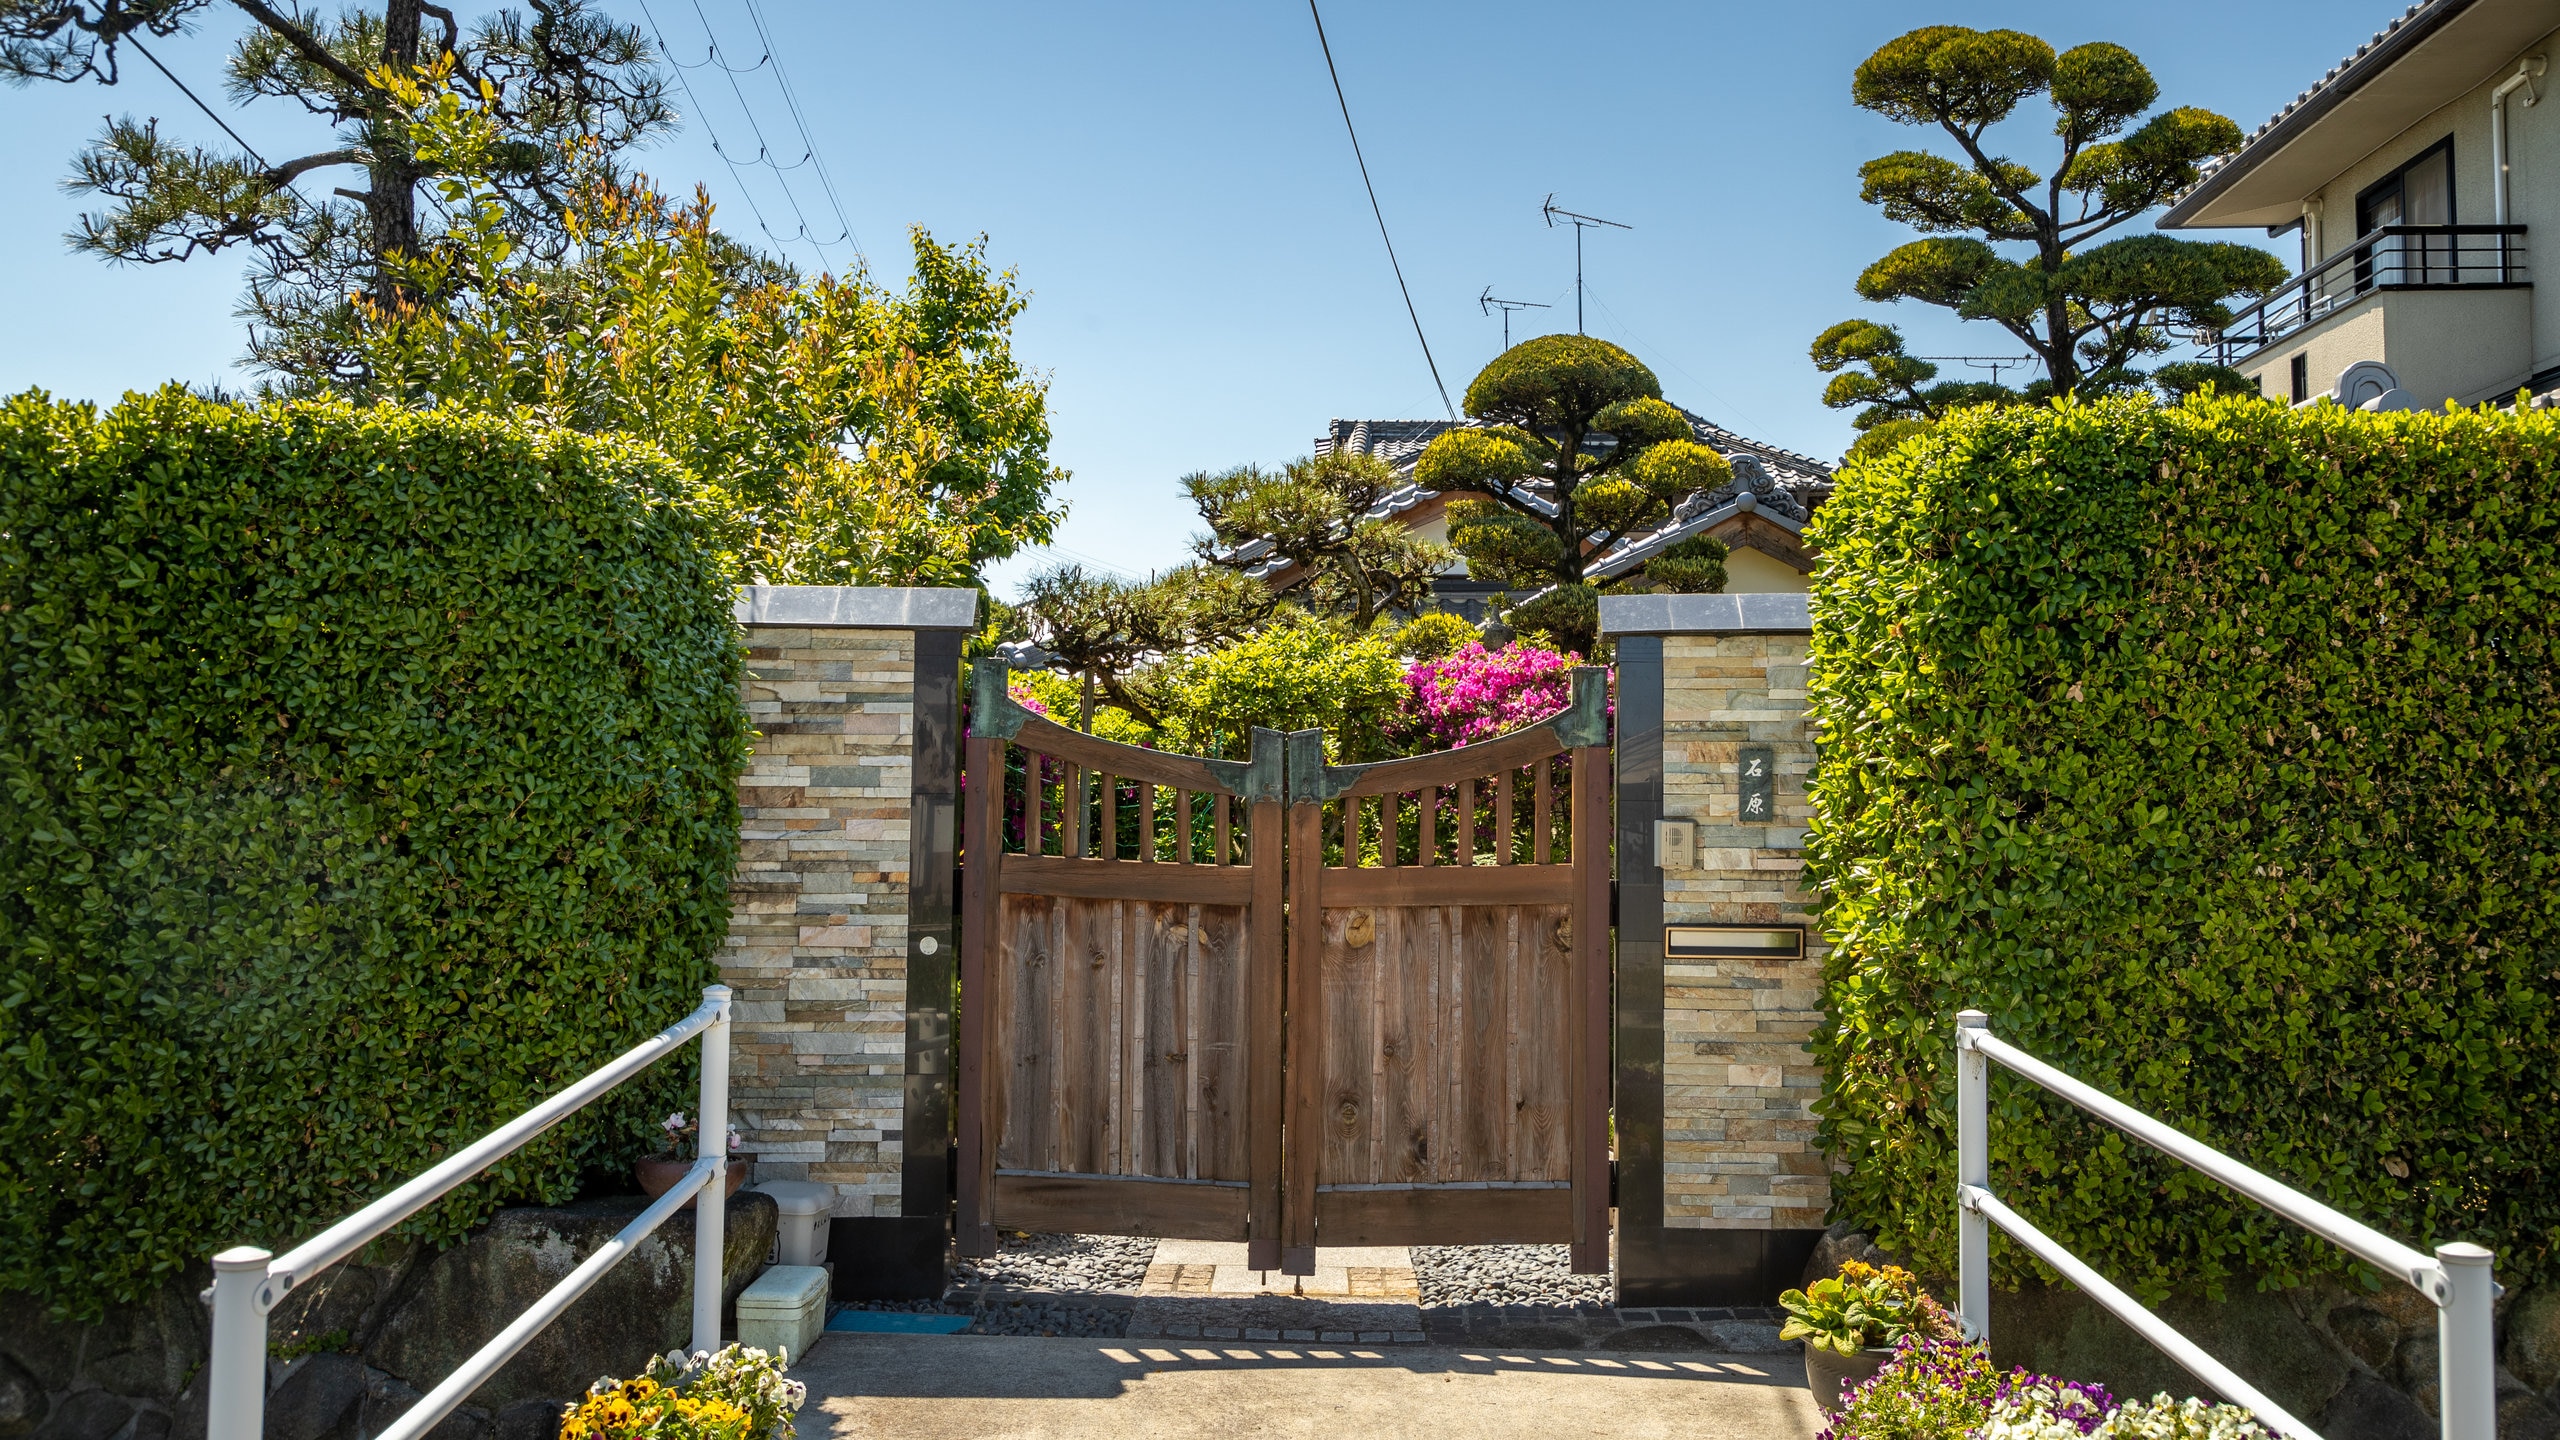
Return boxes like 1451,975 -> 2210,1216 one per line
1154,615 -> 1406,761
332,70 -> 1063,588
0,389 -> 749,1313
1805,393 -> 2560,1297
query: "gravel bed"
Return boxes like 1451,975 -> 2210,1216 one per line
950,1231 -> 1156,1294
1411,1244 -> 1615,1309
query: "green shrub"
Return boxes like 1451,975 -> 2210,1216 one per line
1156,614 -> 1404,760
1805,393 -> 2560,1297
0,389 -> 749,1312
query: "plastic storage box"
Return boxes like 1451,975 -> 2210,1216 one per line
735,1264 -> 828,1362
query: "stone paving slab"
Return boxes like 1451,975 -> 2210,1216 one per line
798,1331 -> 1823,1439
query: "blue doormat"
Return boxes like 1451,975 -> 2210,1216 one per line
826,1311 -> 973,1335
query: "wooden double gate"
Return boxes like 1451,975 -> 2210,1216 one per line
957,660 -> 1611,1274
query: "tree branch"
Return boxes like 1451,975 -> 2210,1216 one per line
223,0 -> 368,91
265,146 -> 363,184
1937,115 -> 2051,235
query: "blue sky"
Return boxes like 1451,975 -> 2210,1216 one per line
0,1 -> 2364,595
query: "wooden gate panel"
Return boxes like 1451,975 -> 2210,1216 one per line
959,662 -> 1285,1258
1282,669 -> 1614,1273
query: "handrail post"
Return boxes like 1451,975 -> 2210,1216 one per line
691,984 -> 733,1356
2437,1242 -> 2496,1440
1956,1010 -> 1990,1344
206,1246 -> 272,1440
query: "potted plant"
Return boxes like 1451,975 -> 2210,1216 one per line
1777,1260 -> 1961,1409
562,1345 -> 806,1440
637,1111 -> 749,1204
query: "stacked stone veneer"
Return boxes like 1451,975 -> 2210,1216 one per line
1658,632 -> 1826,1233
725,610 -> 921,1219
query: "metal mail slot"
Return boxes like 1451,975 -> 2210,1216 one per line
1665,925 -> 1804,960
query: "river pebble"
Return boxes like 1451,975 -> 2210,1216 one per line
1411,1244 -> 1615,1309
950,1230 -> 1155,1293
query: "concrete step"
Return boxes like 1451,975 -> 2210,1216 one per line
796,1332 -> 1823,1440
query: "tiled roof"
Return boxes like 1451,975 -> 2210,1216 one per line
2169,0 -> 2459,215
1233,408 -> 1833,581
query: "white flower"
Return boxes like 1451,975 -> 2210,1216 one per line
2092,1394 -> 2276,1440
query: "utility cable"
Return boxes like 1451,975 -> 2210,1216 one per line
126,34 -> 325,219
1306,0 -> 1455,421
686,0 -> 845,263
634,0 -> 829,272
737,0 -> 866,265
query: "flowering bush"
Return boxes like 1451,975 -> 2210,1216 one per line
2090,1396 -> 2274,1439
560,1346 -> 806,1440
1980,1375 -> 2118,1438
1820,1336 -> 2004,1438
1396,640 -> 1585,749
1779,1260 -> 1961,1356
1819,1337 -> 2270,1440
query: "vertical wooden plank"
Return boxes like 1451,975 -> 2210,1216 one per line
1496,772 -> 1516,865
1198,903 -> 1252,1183
1457,899 -> 1507,1182
1214,792 -> 1231,867
1003,895 -> 1059,1172
1456,779 -> 1475,866
1053,898 -> 1108,1173
1176,789 -> 1194,866
957,734 -> 1003,1256
1511,906 -> 1571,1181
1535,757 -> 1554,866
1570,743 -> 1613,1273
1140,783 -> 1157,863
1102,772 -> 1119,863
1320,905 -> 1380,1189
1378,905 -> 1435,1183
1381,793 -> 1399,868
1419,784 -> 1437,867
1269,784 -> 1310,1265
1124,895 -> 1149,1177
1064,763 -> 1083,859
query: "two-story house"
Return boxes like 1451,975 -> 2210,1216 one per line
2162,0 -> 2560,408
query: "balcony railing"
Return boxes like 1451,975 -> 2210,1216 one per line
2208,224 -> 2528,364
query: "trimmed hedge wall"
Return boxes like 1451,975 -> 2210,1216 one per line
1804,394 -> 2560,1297
0,390 -> 748,1312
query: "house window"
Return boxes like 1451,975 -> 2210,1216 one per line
2357,138 -> 2455,285
2290,354 -> 2309,404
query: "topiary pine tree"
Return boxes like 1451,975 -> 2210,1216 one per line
1414,334 -> 1734,651
0,0 -> 671,384
1827,26 -> 2286,403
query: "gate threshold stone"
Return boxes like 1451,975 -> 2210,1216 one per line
1130,1240 -> 1425,1341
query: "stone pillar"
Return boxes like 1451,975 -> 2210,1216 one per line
726,585 -> 974,1298
1599,592 -> 1825,1306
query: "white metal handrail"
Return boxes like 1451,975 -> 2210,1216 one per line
206,985 -> 734,1440
1955,1010 -> 2494,1440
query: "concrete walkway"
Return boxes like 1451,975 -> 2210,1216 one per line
798,1331 -> 1824,1439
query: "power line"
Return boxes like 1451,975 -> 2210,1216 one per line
1305,0 -> 1454,422
736,0 -> 866,265
124,34 -> 325,219
686,0 -> 843,264
633,0 -> 832,272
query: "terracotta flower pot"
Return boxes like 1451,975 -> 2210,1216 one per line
1804,1344 -> 1897,1411
636,1154 -> 749,1206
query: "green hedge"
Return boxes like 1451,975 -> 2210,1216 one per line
0,390 -> 749,1312
1804,393 -> 2560,1298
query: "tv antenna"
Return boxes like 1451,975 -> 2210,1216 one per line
1917,354 -> 2038,386
1542,194 -> 1630,334
1479,287 -> 1551,349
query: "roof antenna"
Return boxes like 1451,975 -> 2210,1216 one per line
1542,195 -> 1630,335
1479,286 -> 1551,350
